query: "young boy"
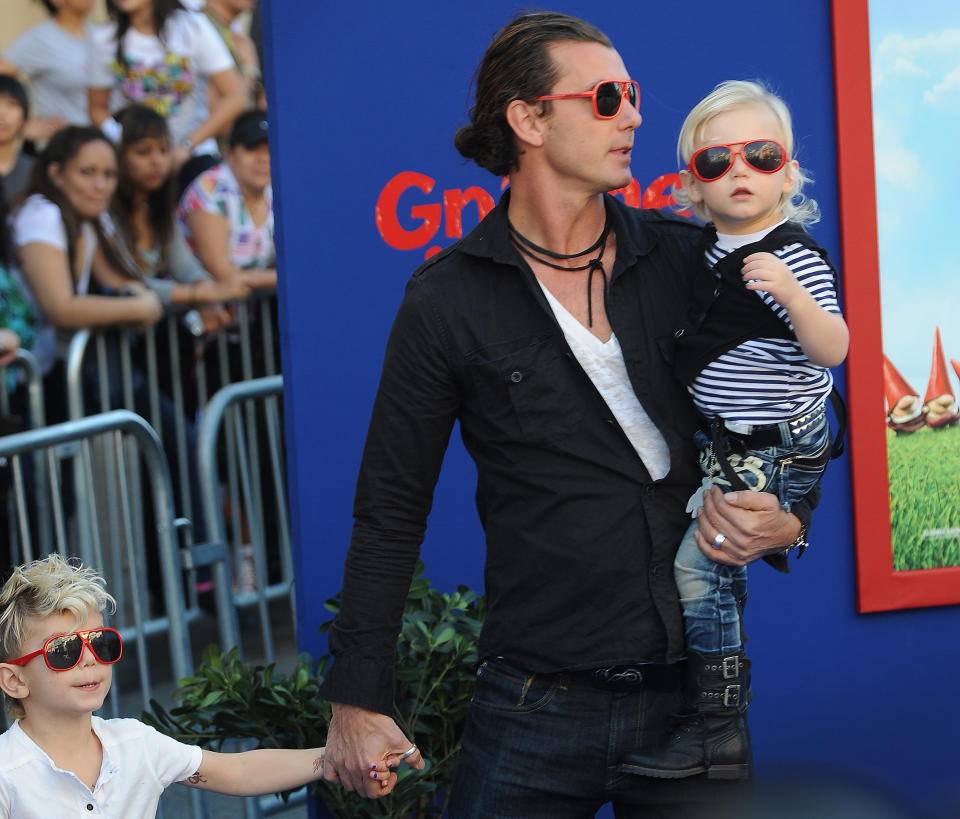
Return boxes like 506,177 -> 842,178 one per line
0,75 -> 35,200
623,80 -> 848,780
0,554 -> 402,816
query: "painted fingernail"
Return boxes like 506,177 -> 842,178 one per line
371,764 -> 377,769
372,773 -> 378,778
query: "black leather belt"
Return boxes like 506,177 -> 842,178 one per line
572,663 -> 684,692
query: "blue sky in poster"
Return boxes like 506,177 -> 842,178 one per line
870,1 -> 960,393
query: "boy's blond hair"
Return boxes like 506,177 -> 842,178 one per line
0,554 -> 116,719
673,80 -> 820,227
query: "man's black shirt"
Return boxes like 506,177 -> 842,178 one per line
319,192 -> 815,715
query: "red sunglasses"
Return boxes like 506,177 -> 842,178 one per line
7,627 -> 123,671
688,139 -> 787,182
533,80 -> 640,120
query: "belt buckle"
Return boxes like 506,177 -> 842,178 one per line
593,665 -> 644,689
721,655 -> 741,679
723,684 -> 742,707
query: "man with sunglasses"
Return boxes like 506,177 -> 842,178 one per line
319,12 -> 818,815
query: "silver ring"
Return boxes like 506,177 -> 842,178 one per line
399,744 -> 418,761
712,532 -> 726,550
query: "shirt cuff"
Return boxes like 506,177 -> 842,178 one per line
317,654 -> 396,716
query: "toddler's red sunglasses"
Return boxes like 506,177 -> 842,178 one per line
533,80 -> 640,120
7,627 -> 123,671
688,139 -> 787,181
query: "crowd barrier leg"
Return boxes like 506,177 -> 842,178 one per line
196,375 -> 292,664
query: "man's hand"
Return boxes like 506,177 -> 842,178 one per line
323,703 -> 425,799
694,485 -> 801,566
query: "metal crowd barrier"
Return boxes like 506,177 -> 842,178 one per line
197,375 -> 292,663
0,348 -> 52,564
0,410 -> 193,702
63,292 -> 280,610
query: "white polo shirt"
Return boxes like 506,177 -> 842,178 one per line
0,716 -> 202,817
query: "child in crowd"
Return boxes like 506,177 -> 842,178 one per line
0,75 -> 35,201
0,554 -> 400,816
623,81 -> 848,780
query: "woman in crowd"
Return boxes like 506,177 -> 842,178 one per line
112,103 -> 247,326
88,0 -> 246,190
0,0 -> 96,136
178,108 -> 276,293
13,124 -> 162,407
14,125 -> 203,597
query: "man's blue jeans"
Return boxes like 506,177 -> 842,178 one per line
675,411 -> 831,654
448,658 -> 748,817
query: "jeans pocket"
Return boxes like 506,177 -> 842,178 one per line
776,425 -> 831,508
471,659 -> 561,714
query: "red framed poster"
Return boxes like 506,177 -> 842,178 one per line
834,0 -> 960,612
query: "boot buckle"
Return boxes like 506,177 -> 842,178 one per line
721,655 -> 741,679
723,684 -> 741,707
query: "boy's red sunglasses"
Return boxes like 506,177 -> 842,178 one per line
688,139 -> 787,181
6,627 -> 123,671
532,80 -> 640,120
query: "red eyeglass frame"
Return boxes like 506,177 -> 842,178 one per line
687,139 -> 788,182
532,80 -> 640,120
6,627 -> 123,671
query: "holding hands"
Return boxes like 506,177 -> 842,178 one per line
323,703 -> 426,799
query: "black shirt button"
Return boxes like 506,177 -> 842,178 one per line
87,805 -> 94,812
651,565 -> 661,577
509,371 -> 523,383
645,484 -> 656,495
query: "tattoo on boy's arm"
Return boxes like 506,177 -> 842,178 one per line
313,751 -> 325,775
186,771 -> 207,784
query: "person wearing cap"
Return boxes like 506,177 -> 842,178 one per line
177,108 -> 275,294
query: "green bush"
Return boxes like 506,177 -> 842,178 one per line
144,560 -> 484,817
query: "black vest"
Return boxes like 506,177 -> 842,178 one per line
663,222 -> 839,386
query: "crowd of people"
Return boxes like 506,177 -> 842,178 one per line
0,0 -> 275,428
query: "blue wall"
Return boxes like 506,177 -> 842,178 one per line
262,2 -> 960,815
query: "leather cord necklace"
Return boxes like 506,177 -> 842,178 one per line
508,215 -> 612,326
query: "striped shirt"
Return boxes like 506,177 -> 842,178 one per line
689,227 -> 840,424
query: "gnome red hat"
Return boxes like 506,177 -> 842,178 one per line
883,354 -> 925,432
952,358 -> 960,386
923,327 -> 959,428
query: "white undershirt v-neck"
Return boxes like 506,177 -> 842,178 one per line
537,281 -> 670,480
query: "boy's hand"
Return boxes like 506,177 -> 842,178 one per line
741,252 -> 803,309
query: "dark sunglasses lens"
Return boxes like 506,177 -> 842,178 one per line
45,634 -> 83,669
595,82 -> 622,117
625,83 -> 639,110
744,141 -> 784,171
694,146 -> 733,180
88,629 -> 122,662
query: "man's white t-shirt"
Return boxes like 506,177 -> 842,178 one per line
4,19 -> 94,125
88,10 -> 234,154
0,717 -> 202,818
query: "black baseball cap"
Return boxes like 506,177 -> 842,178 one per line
229,109 -> 268,148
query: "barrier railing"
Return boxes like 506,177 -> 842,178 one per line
63,292 -> 280,610
0,348 -> 52,562
197,375 -> 292,663
0,410 -> 194,700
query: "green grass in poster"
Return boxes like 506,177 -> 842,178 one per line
887,425 -> 960,570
